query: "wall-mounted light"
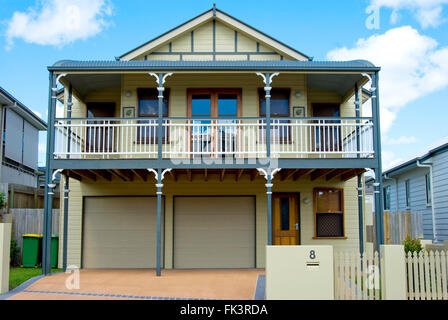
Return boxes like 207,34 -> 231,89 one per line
303,197 -> 311,204
125,91 -> 132,98
295,91 -> 302,98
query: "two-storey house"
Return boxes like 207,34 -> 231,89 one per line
41,7 -> 384,275
0,86 -> 47,208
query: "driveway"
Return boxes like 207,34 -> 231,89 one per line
7,269 -> 265,300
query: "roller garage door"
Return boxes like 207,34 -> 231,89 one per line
82,197 -> 160,269
174,197 -> 255,268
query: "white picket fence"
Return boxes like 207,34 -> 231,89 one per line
406,250 -> 448,300
334,251 -> 382,300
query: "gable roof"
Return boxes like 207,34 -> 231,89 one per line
118,7 -> 312,61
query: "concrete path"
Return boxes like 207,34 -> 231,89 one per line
7,269 -> 265,300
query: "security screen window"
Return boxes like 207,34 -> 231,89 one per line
314,188 -> 345,238
137,88 -> 169,142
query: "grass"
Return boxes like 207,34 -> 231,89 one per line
9,267 -> 62,290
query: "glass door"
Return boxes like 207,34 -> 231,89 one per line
217,93 -> 238,157
188,89 -> 241,158
191,93 -> 212,157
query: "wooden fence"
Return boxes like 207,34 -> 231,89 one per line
406,250 -> 448,300
383,211 -> 423,244
8,209 -> 60,249
334,251 -> 382,300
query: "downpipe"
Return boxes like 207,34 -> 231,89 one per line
416,160 -> 437,243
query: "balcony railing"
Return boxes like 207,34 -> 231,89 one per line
53,117 -> 375,159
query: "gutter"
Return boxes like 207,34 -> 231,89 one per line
416,160 -> 437,242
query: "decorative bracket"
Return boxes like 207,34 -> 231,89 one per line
147,168 -> 172,182
256,72 -> 280,86
149,72 -> 174,86
257,168 -> 281,181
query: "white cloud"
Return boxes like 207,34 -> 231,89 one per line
5,0 -> 112,49
327,26 -> 448,133
382,150 -> 404,170
371,0 -> 448,28
384,135 -> 417,145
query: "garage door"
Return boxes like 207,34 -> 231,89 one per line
174,197 -> 255,268
83,197 -> 161,269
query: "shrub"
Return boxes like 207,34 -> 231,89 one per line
10,239 -> 20,266
403,236 -> 423,254
0,192 -> 6,221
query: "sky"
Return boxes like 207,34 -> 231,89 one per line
0,0 -> 448,168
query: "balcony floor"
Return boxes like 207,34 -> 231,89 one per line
62,168 -> 365,183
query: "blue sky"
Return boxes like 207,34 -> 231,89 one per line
0,0 -> 447,168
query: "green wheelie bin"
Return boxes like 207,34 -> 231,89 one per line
22,234 -> 42,267
51,235 -> 59,268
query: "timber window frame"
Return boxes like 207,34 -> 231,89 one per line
313,187 -> 346,239
187,88 -> 242,118
258,88 -> 291,143
137,88 -> 170,143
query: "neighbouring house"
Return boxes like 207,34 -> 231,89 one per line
41,6 -> 384,274
0,86 -> 47,208
382,137 -> 448,244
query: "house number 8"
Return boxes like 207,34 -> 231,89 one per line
309,250 -> 316,259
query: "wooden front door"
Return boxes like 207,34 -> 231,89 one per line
272,194 -> 300,245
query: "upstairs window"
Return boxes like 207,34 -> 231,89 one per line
258,89 -> 290,117
259,89 -> 291,143
137,88 -> 170,143
138,88 -> 169,117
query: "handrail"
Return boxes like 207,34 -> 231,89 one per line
54,116 -> 374,121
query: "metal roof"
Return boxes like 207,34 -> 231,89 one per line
0,86 -> 47,130
118,7 -> 312,61
383,138 -> 448,177
49,59 -> 379,72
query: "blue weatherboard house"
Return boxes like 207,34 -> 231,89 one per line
382,137 -> 448,243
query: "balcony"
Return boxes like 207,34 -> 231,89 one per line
54,117 -> 374,160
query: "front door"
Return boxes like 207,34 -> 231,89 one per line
272,194 -> 300,245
